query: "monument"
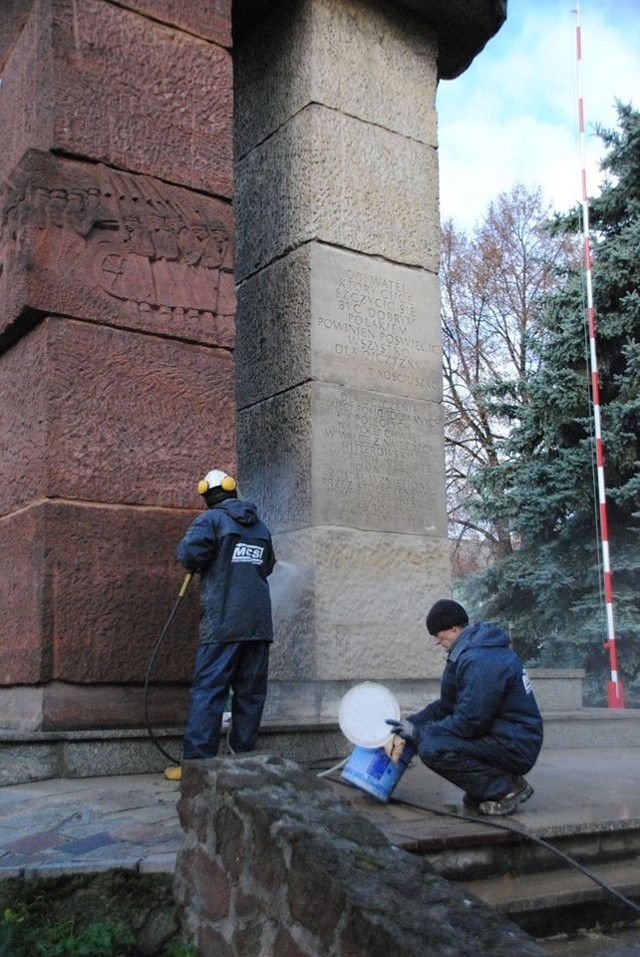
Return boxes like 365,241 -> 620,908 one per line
0,1 -> 506,743
233,0 -> 506,719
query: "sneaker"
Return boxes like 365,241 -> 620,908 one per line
164,765 -> 182,781
478,777 -> 533,817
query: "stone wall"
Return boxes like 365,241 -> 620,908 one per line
0,0 -> 508,737
0,0 -> 235,729
175,754 -> 547,956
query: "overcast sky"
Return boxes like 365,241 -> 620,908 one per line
436,0 -> 640,230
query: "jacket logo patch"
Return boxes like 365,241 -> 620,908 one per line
522,669 -> 533,695
232,543 -> 265,565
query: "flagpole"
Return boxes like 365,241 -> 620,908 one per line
573,4 -> 624,707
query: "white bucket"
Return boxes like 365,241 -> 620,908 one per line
338,681 -> 400,749
341,742 -> 414,803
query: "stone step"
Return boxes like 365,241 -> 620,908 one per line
2,707 -> 640,786
542,709 -> 640,748
0,720 -> 346,786
415,816 -> 640,885
461,856 -> 640,938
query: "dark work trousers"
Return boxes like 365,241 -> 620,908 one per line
183,640 -> 270,760
417,726 -> 537,802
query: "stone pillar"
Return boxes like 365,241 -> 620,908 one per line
234,0 -> 451,718
0,0 -> 235,730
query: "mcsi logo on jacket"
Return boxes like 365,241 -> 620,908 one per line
232,543 -> 265,564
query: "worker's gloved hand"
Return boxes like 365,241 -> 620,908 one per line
385,718 -> 415,741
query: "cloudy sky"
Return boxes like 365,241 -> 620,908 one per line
436,0 -> 640,229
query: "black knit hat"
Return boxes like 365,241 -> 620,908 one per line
426,599 -> 469,636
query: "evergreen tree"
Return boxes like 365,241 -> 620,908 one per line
460,104 -> 640,705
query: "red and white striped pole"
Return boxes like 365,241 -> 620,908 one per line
574,5 -> 624,707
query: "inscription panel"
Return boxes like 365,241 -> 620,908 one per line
311,245 -> 442,401
312,383 -> 446,536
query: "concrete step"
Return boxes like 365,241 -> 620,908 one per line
461,856 -> 640,938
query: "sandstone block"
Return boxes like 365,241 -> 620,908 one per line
238,382 -> 446,535
234,0 -> 437,158
0,151 -> 234,345
237,244 -> 442,406
0,317 -> 236,515
267,526 -> 451,684
0,0 -> 233,195
235,105 -> 439,280
0,501 -> 200,685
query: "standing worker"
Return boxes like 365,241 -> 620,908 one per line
166,469 -> 276,780
387,599 -> 543,816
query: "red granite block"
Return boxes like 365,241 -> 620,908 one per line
0,151 -> 235,344
53,0 -> 233,194
0,4 -> 51,190
0,0 -> 233,195
0,501 -> 202,685
0,506 -> 49,684
41,681 -> 191,729
116,0 -> 232,47
0,316 -> 237,516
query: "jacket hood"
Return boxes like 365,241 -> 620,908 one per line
215,498 -> 259,526
448,620 -> 510,661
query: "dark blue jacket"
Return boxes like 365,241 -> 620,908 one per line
409,621 -> 543,766
177,498 -> 275,645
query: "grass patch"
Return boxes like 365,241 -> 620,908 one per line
0,872 -> 195,957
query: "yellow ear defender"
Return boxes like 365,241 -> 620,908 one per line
197,473 -> 237,496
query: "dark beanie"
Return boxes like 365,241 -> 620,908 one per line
426,599 -> 469,636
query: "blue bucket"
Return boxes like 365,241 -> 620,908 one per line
341,742 -> 414,803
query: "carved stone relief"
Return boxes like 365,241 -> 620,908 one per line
0,152 -> 233,336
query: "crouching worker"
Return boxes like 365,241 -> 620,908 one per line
387,599 -> 543,817
166,469 -> 275,780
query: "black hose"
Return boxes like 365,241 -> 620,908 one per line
392,794 -> 640,918
143,572 -> 192,766
318,762 -> 640,919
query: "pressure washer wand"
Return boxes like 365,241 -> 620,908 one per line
143,572 -> 193,764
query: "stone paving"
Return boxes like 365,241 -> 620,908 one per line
0,774 -> 182,877
1,749 -> 639,956
1,747 -> 640,882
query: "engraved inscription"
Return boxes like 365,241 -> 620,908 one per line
315,386 -> 444,533
312,247 -> 441,398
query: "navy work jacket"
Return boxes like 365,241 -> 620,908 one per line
177,498 -> 275,645
409,621 -> 543,767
